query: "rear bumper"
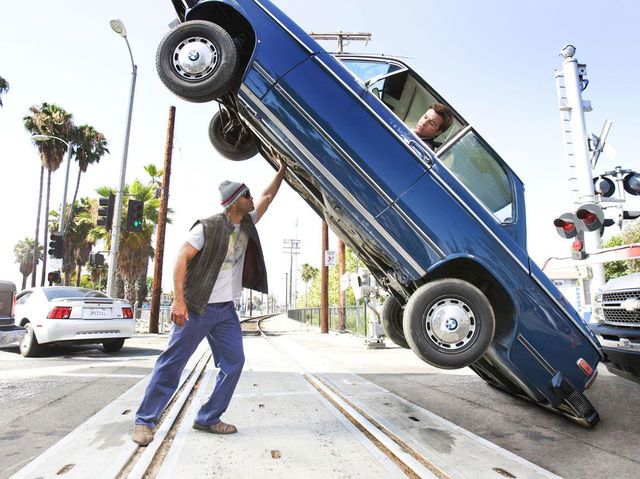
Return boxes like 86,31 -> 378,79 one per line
36,319 -> 135,344
0,325 -> 26,346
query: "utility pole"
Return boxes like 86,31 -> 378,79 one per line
320,222 -> 329,334
284,272 -> 289,312
149,106 -> 175,333
338,240 -> 346,331
283,238 -> 301,308
309,31 -> 372,53
308,32 -> 371,333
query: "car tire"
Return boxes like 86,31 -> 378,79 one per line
209,110 -> 258,161
102,338 -> 125,353
20,322 -> 42,357
403,279 -> 495,369
381,296 -> 409,348
156,20 -> 239,103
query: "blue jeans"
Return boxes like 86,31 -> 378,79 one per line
135,302 -> 245,427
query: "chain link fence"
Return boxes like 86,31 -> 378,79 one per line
287,306 -> 372,336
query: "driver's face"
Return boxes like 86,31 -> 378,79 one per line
415,109 -> 444,139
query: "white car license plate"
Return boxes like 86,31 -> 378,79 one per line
84,308 -> 111,319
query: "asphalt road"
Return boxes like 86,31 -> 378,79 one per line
359,365 -> 640,478
0,335 -> 167,479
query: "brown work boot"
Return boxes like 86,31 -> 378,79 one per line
132,424 -> 154,446
193,420 -> 238,434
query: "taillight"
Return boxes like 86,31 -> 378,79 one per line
48,306 -> 72,319
122,307 -> 133,319
577,358 -> 594,376
11,293 -> 16,319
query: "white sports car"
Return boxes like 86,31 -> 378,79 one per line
14,287 -> 135,357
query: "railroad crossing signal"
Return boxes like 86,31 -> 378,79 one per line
126,200 -> 144,232
97,193 -> 115,231
48,232 -> 64,259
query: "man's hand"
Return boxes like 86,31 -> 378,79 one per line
171,298 -> 189,327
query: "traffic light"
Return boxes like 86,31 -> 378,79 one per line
97,193 -> 115,230
89,252 -> 104,266
623,172 -> 640,196
47,271 -> 61,285
126,200 -> 144,232
575,203 -> 605,232
48,232 -> 63,259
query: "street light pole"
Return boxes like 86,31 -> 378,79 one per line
107,18 -> 137,298
31,134 -> 72,234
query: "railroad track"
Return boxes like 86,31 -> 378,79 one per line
119,313 -> 445,478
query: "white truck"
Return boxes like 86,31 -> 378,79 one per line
590,273 -> 640,383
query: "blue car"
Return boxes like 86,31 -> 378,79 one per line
157,0 -> 603,426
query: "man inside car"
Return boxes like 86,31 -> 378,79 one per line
413,102 -> 453,150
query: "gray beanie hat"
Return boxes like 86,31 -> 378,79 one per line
219,180 -> 249,209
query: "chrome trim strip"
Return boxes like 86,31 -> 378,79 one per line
251,0 -> 314,54
517,334 -> 555,375
239,85 -> 427,277
252,61 -> 275,85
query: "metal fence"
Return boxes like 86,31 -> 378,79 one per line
134,306 -> 172,334
287,306 -> 371,336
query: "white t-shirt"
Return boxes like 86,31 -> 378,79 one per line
186,211 -> 258,303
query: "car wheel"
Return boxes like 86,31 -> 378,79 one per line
20,322 -> 42,357
381,296 -> 409,348
102,338 -> 125,353
403,279 -> 495,369
156,20 -> 239,103
209,110 -> 258,160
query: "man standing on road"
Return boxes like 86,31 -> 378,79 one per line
132,161 -> 287,446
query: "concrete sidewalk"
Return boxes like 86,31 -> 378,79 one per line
12,315 -> 558,479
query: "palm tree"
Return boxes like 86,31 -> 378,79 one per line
24,103 -> 74,286
0,76 -> 9,107
66,125 -> 108,233
14,238 -> 42,290
61,198 -> 96,285
301,263 -> 319,308
144,163 -> 163,197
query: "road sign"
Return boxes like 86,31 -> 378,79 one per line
324,250 -> 336,267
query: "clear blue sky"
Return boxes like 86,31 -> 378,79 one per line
1,0 -> 638,301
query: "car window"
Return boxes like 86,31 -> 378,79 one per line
438,131 -> 515,223
339,58 -> 464,149
43,288 -> 109,300
341,59 -> 404,85
16,291 -> 33,305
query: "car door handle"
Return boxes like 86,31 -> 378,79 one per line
406,139 -> 434,169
